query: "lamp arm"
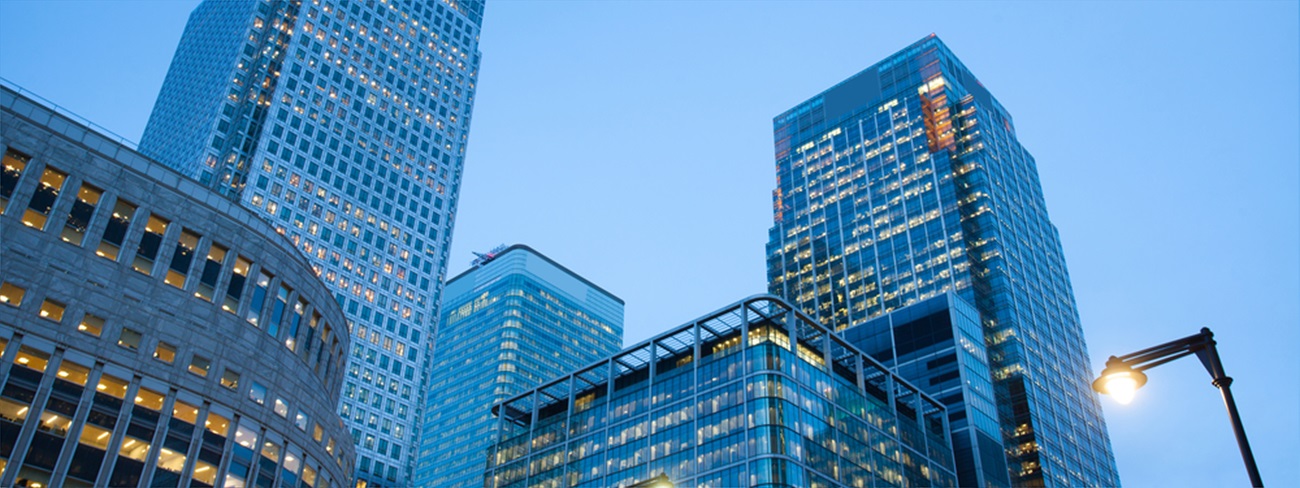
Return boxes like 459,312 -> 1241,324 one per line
1129,349 -> 1198,373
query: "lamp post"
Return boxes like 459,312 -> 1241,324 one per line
1093,327 -> 1263,487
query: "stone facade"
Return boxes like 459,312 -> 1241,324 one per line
0,85 -> 355,488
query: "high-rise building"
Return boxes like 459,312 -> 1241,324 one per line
417,245 -> 623,487
841,293 -> 1008,487
0,84 -> 355,488
138,0 -> 485,485
765,35 -> 1119,486
484,295 -> 958,488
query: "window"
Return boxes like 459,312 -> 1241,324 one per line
13,347 -> 50,372
0,281 -> 25,306
118,328 -> 142,350
313,423 -> 323,442
189,355 -> 211,377
96,373 -> 129,399
97,199 -> 137,261
154,342 -> 177,364
78,313 -> 104,337
22,165 -> 68,229
61,183 -> 102,245
223,255 -> 252,313
221,368 -> 241,390
1,148 -> 32,213
195,243 -> 228,302
39,298 -> 66,322
246,271 -> 273,326
132,214 -> 170,275
165,229 -> 201,288
274,398 -> 289,417
249,381 -> 267,405
295,410 -> 309,431
135,387 -> 165,411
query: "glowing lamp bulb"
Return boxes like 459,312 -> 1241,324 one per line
1104,373 -> 1140,404
1093,359 -> 1148,405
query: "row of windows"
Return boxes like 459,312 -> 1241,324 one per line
0,280 -> 346,463
0,148 -> 345,384
0,335 -> 340,488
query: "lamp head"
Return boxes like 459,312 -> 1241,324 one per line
1093,356 -> 1148,404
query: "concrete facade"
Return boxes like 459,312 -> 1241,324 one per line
0,85 -> 355,488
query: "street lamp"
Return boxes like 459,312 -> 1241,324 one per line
1093,327 -> 1263,487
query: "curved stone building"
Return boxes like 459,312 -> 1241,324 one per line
0,84 -> 355,488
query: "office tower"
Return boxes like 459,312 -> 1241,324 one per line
417,245 -> 623,487
766,35 -> 1119,486
0,84 -> 354,488
485,295 -> 958,488
138,0 -> 485,485
841,293 -> 1009,487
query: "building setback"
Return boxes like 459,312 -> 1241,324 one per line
485,296 -> 957,488
137,0 -> 485,485
841,293 -> 1009,487
766,35 -> 1119,486
417,245 -> 623,487
0,84 -> 355,488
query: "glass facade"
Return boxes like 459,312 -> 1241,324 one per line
842,293 -> 1009,488
485,296 -> 957,488
766,35 -> 1119,487
417,245 -> 624,487
139,0 -> 485,485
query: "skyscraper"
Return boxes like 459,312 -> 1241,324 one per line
766,35 -> 1120,486
485,295 -> 959,488
139,0 -> 485,485
416,245 -> 623,487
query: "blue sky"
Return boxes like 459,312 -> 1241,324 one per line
2,1 -> 1296,486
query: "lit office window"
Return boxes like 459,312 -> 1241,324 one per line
0,281 -> 25,306
61,183 -> 103,245
154,342 -> 177,364
0,148 -> 31,213
38,299 -> 65,323
195,243 -> 228,302
132,214 -> 170,275
22,165 -> 68,230
165,229 -> 202,288
96,199 -> 137,261
78,313 -> 104,337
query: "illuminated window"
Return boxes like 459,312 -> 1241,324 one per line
154,342 -> 177,364
295,410 -> 309,430
134,387 -> 165,411
189,355 -> 211,377
132,214 -> 170,275
224,255 -> 252,313
172,400 -> 199,425
0,148 -> 32,213
166,229 -> 201,288
78,313 -> 104,337
195,243 -> 228,302
97,199 -> 137,261
77,423 -> 112,449
96,373 -> 129,399
38,298 -> 66,322
13,347 -> 49,372
274,398 -> 289,417
117,328 -> 142,350
206,412 -> 230,437
249,381 -> 267,405
61,183 -> 102,245
22,165 -> 68,229
221,368 -> 241,390
0,281 -> 25,306
54,360 -> 90,386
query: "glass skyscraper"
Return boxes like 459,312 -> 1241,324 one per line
139,0 -> 485,485
485,296 -> 957,488
766,35 -> 1119,486
417,245 -> 623,487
